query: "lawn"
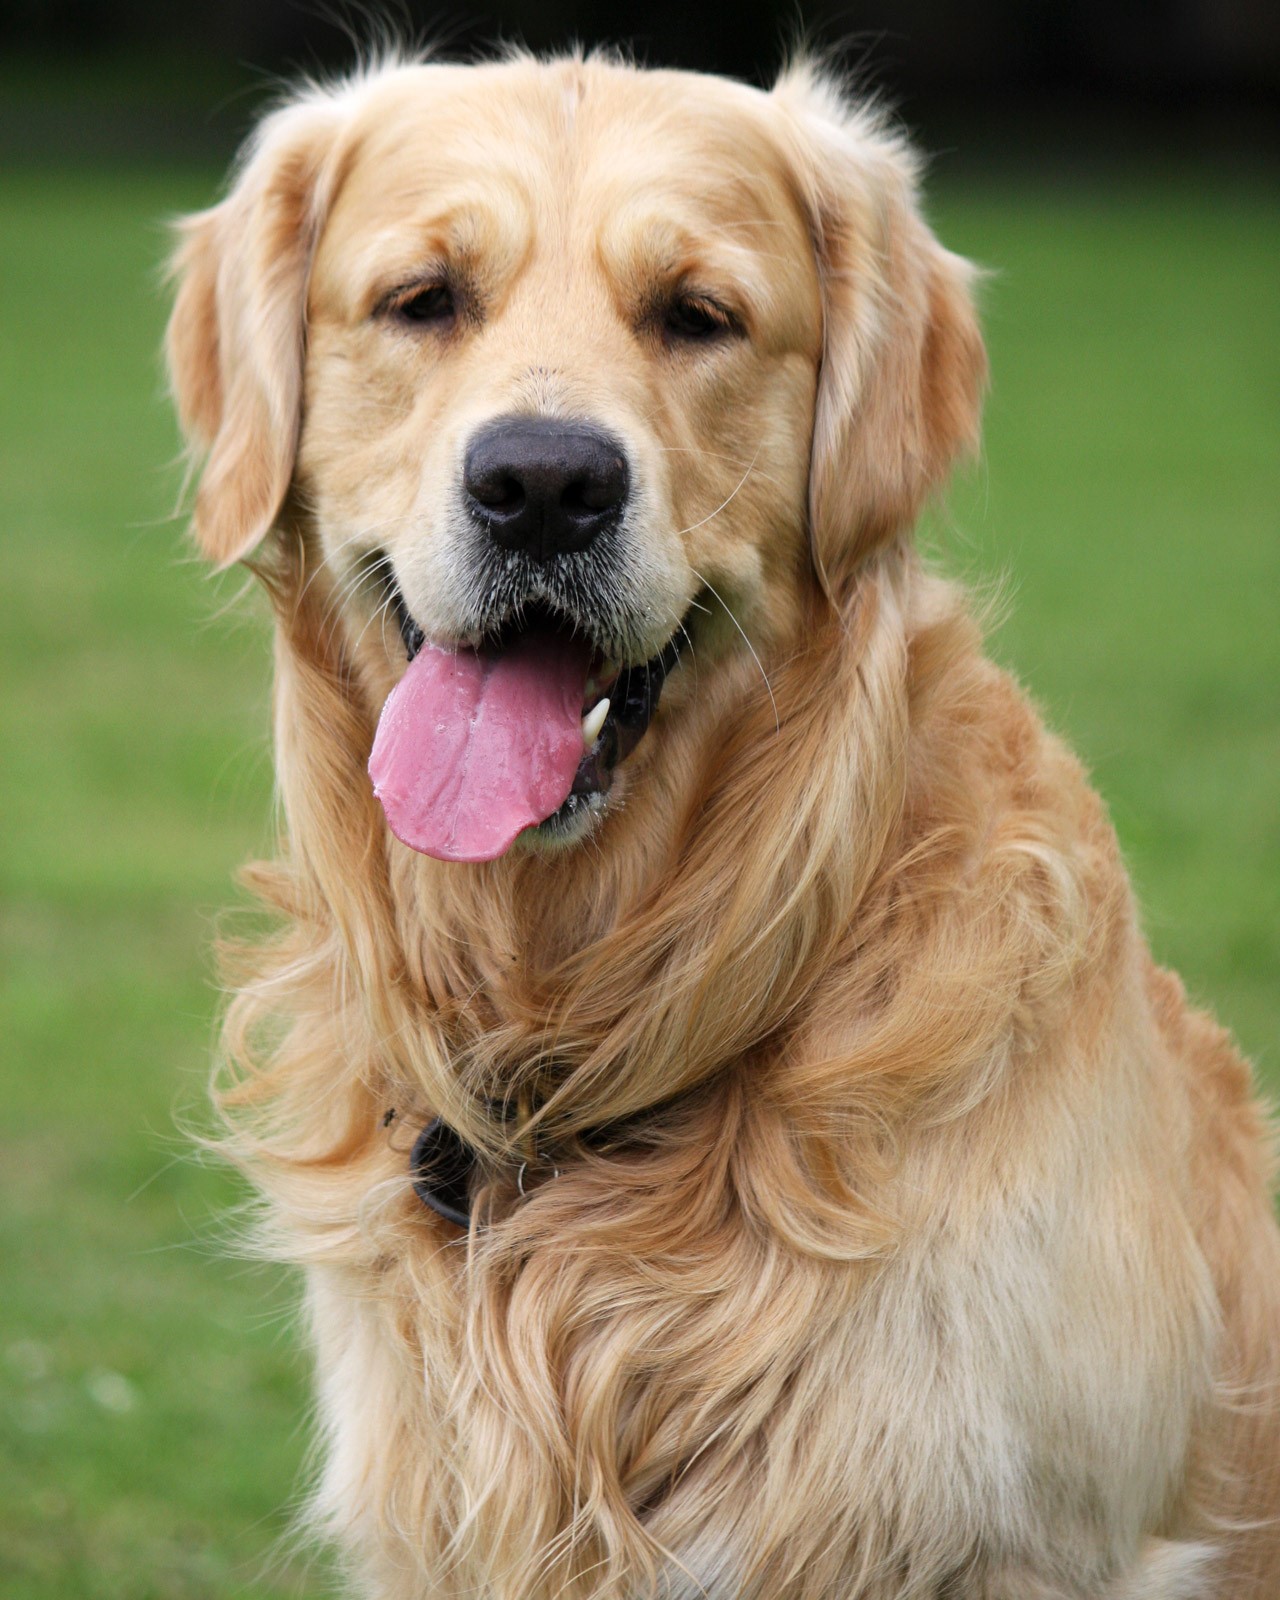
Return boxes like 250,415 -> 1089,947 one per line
1,162 -> 1276,1598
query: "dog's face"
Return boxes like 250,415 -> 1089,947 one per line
303,65 -> 820,664
168,56 -> 985,861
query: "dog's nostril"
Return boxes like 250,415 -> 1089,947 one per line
471,473 -> 524,513
563,463 -> 624,514
464,416 -> 630,563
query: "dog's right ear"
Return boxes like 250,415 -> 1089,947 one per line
165,98 -> 344,567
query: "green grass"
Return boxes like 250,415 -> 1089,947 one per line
930,179 -> 1279,1062
1,164 -> 1276,1597
0,171 -> 322,1600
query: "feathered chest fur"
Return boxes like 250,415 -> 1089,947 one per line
208,557 -> 1244,1600
293,1044 -> 1214,1600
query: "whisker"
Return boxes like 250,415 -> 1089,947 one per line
306,537 -> 408,647
675,617 -> 700,703
652,443 -> 785,491
689,565 -> 779,735
349,588 -> 400,659
669,448 -> 760,541
288,506 -> 423,637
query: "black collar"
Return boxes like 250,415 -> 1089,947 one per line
405,1096 -> 665,1229
410,1117 -> 477,1228
409,1109 -> 579,1229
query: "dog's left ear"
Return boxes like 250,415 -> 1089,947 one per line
165,97 -> 345,567
774,67 -> 987,604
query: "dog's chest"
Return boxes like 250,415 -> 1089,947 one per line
319,1125 -> 1207,1599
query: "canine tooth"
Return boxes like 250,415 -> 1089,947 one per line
581,698 -> 610,749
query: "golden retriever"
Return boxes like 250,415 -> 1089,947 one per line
165,51 -> 1280,1599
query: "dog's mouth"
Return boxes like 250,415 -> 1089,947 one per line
368,575 -> 685,862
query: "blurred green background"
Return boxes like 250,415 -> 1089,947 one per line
1,8 -> 1277,1596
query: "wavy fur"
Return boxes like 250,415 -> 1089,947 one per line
168,52 -> 1280,1600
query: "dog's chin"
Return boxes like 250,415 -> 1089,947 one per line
518,787 -> 612,854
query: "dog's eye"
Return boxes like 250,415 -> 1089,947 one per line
388,282 -> 457,327
664,293 -> 737,343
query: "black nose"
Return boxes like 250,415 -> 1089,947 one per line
464,417 -> 629,562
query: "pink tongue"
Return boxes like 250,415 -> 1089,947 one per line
368,633 -> 592,862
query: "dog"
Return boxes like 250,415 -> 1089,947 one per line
165,51 -> 1280,1599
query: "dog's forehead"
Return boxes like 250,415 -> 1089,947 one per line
323,59 -> 808,274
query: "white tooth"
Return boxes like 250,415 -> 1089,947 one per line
581,697 -> 610,749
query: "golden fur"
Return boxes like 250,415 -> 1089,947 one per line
165,52 -> 1280,1599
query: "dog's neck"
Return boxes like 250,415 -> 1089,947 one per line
267,540 -> 961,1162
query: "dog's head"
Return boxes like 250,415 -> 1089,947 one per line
168,54 -> 984,865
